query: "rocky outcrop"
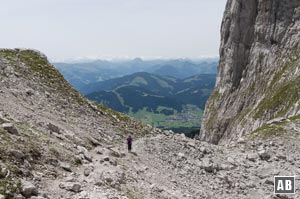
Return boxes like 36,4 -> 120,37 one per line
200,0 -> 300,144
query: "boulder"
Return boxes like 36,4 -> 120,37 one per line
65,183 -> 82,193
201,158 -> 214,173
199,146 -> 207,154
47,123 -> 61,134
1,123 -> 19,135
103,156 -> 110,161
96,150 -> 103,155
30,196 -> 47,199
177,152 -> 185,159
258,150 -> 271,161
10,150 -> 25,161
60,162 -> 72,172
25,89 -> 34,96
0,113 -> 9,123
84,168 -> 91,176
109,150 -> 122,158
247,153 -> 259,162
21,181 -> 38,198
84,153 -> 93,162
14,195 -> 25,199
94,181 -> 104,187
78,191 -> 88,198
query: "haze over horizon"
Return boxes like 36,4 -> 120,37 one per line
0,0 -> 227,62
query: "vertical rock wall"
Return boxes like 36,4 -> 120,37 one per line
200,0 -> 300,144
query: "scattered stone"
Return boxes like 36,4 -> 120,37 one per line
89,137 -> 101,146
120,152 -> 126,157
84,153 -> 93,162
110,160 -> 117,166
0,112 -> 9,123
266,117 -> 286,125
247,153 -> 259,162
237,137 -> 246,144
1,167 -> 9,178
30,196 -> 47,199
96,150 -> 103,155
84,168 -> 91,176
59,183 -> 66,189
103,156 -> 110,161
187,141 -> 195,148
25,89 -> 34,96
21,181 -> 38,198
47,123 -> 61,134
201,158 -> 214,173
264,178 -> 274,185
258,150 -> 271,161
66,184 -> 82,193
177,152 -> 185,159
60,162 -> 72,172
9,150 -> 25,161
94,181 -> 104,186
1,123 -> 19,135
277,154 -> 287,160
65,177 -> 76,182
109,150 -> 122,158
14,195 -> 25,199
200,146 -> 207,154
105,177 -> 113,184
78,191 -> 88,198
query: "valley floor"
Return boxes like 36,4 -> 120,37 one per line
38,131 -> 300,199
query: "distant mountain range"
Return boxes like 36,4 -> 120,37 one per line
53,58 -> 218,91
54,58 -> 217,131
85,72 -> 216,129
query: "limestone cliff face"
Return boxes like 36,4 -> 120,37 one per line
200,0 -> 300,144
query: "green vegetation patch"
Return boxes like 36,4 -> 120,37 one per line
130,105 -> 203,129
130,77 -> 148,86
0,178 -> 21,199
271,49 -> 300,86
246,123 -> 288,139
150,75 -> 173,89
254,49 -> 300,119
254,76 -> 300,119
209,89 -> 220,102
289,115 -> 300,121
204,89 -> 220,130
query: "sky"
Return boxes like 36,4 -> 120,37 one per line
0,0 -> 227,62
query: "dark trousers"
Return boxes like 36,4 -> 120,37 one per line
128,143 -> 132,151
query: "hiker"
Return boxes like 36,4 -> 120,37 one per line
127,135 -> 133,152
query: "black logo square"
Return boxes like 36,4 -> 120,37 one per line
274,176 -> 295,194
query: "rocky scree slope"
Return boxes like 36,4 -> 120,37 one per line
200,0 -> 300,144
40,131 -> 300,199
0,49 -> 153,198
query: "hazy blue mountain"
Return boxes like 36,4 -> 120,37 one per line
53,58 -> 218,90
